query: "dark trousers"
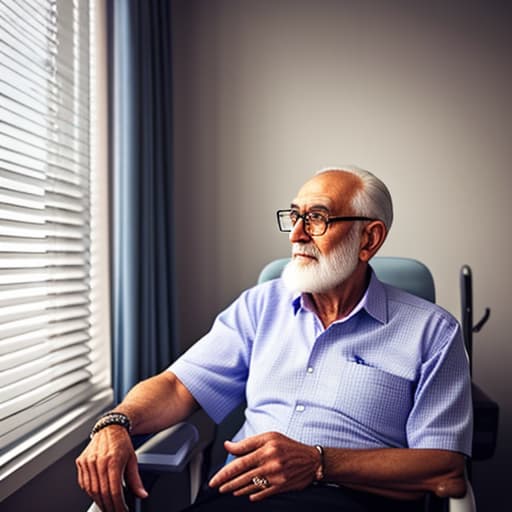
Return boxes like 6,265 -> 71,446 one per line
182,484 -> 425,512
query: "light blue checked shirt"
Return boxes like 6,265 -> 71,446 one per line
170,271 -> 473,456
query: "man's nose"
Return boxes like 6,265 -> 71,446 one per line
289,218 -> 311,243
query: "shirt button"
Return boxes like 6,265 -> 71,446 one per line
296,404 -> 305,412
307,367 -> 314,373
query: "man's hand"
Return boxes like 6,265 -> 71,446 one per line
76,425 -> 148,512
208,432 -> 320,501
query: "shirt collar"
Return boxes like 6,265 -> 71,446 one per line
363,270 -> 388,324
290,269 -> 388,324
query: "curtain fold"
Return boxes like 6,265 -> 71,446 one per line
112,0 -> 176,401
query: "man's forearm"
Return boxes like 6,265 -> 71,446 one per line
324,447 -> 467,499
209,432 -> 468,503
77,370 -> 200,512
112,370 -> 200,435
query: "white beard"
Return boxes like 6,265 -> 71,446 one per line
282,228 -> 361,294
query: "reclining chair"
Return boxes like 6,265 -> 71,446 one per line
124,257 -> 498,512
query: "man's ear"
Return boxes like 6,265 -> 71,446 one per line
359,221 -> 387,262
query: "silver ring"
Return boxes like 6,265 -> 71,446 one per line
252,475 -> 270,489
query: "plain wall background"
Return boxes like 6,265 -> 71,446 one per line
171,0 -> 512,508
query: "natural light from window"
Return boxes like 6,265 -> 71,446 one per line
0,0 -> 112,500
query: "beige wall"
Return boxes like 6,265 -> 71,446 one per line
171,1 -> 511,507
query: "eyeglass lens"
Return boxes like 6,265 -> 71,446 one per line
279,210 -> 327,235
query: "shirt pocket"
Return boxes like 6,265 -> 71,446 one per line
332,362 -> 413,442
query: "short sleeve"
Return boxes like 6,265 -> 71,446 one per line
406,319 -> 473,456
169,291 -> 256,423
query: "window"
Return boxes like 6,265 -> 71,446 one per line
0,0 -> 112,498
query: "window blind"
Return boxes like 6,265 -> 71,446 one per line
0,0 -> 111,460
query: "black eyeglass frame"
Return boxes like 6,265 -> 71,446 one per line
276,209 -> 375,237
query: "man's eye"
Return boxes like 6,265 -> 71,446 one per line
308,212 -> 326,223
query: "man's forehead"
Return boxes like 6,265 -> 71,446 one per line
290,194 -> 336,211
292,171 -> 361,210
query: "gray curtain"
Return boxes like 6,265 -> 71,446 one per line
111,0 -> 176,401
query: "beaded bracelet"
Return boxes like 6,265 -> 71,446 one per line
90,411 -> 132,439
314,444 -> 325,481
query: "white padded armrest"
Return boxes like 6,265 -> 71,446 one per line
449,480 -> 477,512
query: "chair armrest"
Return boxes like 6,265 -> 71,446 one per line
449,479 -> 476,512
136,422 -> 200,473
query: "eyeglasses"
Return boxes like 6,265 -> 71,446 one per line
276,209 -> 374,237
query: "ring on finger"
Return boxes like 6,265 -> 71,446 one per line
252,475 -> 270,489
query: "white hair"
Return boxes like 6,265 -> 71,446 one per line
316,165 -> 394,231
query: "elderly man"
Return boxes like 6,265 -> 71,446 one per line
77,167 -> 472,512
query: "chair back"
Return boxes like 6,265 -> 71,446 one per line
258,256 -> 435,303
209,256 -> 478,511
